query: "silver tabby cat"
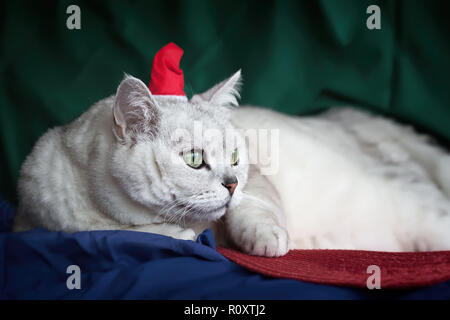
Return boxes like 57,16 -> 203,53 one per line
14,71 -> 450,256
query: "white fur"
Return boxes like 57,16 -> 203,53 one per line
229,106 -> 450,254
14,72 -> 248,241
14,71 -> 450,256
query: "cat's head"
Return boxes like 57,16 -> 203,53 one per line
109,71 -> 248,223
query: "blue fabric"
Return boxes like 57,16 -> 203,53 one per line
0,198 -> 449,299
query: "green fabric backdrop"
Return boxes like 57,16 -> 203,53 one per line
1,0 -> 449,203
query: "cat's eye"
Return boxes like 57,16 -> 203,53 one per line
183,150 -> 203,169
231,149 -> 239,166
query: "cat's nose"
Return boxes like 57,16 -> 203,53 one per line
222,176 -> 238,196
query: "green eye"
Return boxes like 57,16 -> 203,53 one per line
183,150 -> 203,168
231,149 -> 239,166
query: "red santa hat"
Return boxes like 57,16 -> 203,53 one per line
148,42 -> 187,101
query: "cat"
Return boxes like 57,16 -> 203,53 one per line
14,71 -> 450,256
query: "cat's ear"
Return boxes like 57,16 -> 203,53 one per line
190,70 -> 242,107
113,74 -> 160,140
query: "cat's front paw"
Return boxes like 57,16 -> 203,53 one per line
239,223 -> 289,257
175,228 -> 197,241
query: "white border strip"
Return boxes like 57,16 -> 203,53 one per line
154,95 -> 188,101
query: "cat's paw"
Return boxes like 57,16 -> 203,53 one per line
175,228 -> 197,241
239,223 -> 289,257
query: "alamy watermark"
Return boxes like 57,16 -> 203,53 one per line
66,264 -> 81,290
366,265 -> 381,289
66,5 -> 81,30
170,121 -> 280,176
366,5 -> 381,30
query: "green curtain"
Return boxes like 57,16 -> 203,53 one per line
1,0 -> 450,203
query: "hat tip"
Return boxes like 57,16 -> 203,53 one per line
149,42 -> 186,97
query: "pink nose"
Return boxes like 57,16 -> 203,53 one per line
223,182 -> 238,196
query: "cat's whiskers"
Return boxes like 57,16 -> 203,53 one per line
158,192 -> 204,226
157,200 -> 182,224
180,203 -> 199,227
158,194 -> 194,217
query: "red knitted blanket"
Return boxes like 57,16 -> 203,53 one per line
217,247 -> 450,288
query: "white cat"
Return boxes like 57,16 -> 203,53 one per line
14,71 -> 450,256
